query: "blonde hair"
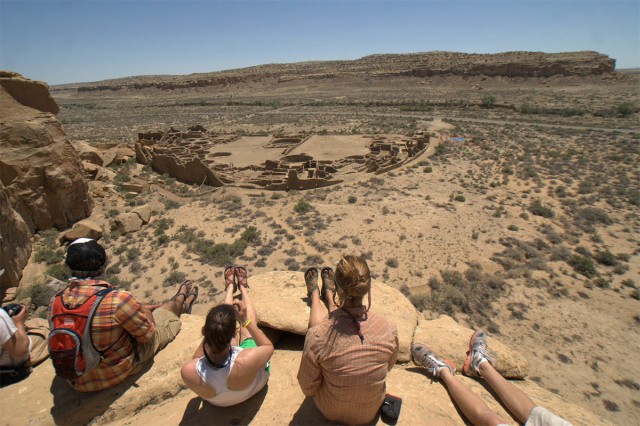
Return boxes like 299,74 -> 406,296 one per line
334,255 -> 371,304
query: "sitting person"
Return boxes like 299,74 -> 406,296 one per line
297,255 -> 399,425
412,330 -> 572,426
181,266 -> 273,406
50,238 -> 198,392
0,303 -> 50,387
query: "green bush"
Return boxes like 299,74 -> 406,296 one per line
348,196 -> 358,204
46,263 -> 69,281
594,250 -> 617,266
35,247 -> 63,265
22,282 -> 59,306
481,95 -> 496,108
529,199 -> 554,218
453,194 -> 466,202
593,277 -> 610,289
568,255 -> 597,278
617,102 -> 634,117
423,166 -> 433,173
294,199 -> 312,213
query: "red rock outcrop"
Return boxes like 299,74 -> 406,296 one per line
0,181 -> 31,290
0,73 -> 92,234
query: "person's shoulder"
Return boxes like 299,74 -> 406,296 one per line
367,311 -> 398,331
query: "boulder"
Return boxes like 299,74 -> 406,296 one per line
82,161 -> 100,178
59,219 -> 103,243
249,271 -> 418,362
412,315 -> 528,379
0,180 -> 31,289
112,212 -> 143,234
73,140 -> 104,166
103,144 -> 135,167
0,78 -> 93,234
0,71 -> 59,114
132,205 -> 152,224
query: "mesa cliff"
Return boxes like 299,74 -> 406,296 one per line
61,51 -> 615,93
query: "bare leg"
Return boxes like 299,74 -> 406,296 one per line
238,279 -> 256,343
224,266 -> 235,305
157,281 -> 192,316
479,362 -> 535,424
309,291 -> 328,328
440,368 -> 507,426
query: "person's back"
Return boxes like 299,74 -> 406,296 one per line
298,256 -> 399,425
300,309 -> 397,424
56,279 -> 154,391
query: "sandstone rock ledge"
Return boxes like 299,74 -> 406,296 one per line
0,272 -> 608,425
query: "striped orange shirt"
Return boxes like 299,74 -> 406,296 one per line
297,308 -> 399,425
52,280 -> 155,392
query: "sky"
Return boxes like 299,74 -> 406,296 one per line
0,0 -> 638,85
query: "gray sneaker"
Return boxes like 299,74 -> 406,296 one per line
463,329 -> 495,377
411,343 -> 456,379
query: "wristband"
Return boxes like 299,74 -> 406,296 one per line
242,318 -> 251,328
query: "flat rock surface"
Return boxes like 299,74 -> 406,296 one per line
249,271 -> 418,362
0,313 -> 608,426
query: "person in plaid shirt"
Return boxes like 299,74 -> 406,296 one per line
298,256 -> 399,424
51,238 -> 198,392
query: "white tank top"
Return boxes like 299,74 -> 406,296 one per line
196,346 -> 269,407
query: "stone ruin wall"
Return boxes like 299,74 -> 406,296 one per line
135,126 -> 430,191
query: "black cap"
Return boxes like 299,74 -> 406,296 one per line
65,238 -> 106,272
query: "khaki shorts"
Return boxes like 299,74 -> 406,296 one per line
130,308 -> 181,374
499,406 -> 572,426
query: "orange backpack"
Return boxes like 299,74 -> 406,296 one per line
48,286 -> 114,380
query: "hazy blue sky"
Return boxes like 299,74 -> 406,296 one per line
1,0 -> 638,85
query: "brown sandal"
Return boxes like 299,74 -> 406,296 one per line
235,266 -> 249,289
224,266 -> 237,293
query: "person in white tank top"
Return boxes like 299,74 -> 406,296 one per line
181,266 -> 274,407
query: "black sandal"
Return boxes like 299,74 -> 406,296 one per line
320,267 -> 336,304
183,286 -> 199,314
305,267 -> 319,297
172,281 -> 192,304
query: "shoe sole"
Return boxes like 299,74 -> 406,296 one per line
463,329 -> 483,376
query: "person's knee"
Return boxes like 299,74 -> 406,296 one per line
476,411 -> 507,426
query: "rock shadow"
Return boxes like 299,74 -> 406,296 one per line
50,361 -> 154,425
178,385 -> 268,425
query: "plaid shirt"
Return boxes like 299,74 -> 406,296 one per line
297,308 -> 399,424
52,279 -> 155,392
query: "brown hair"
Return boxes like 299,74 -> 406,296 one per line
203,304 -> 237,354
334,255 -> 371,304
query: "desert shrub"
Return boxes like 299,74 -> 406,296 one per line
593,277 -> 610,289
617,102 -> 634,117
529,199 -> 554,218
240,226 -> 261,244
621,279 -> 637,288
46,263 -> 69,281
409,293 -> 430,311
21,282 -> 59,306
35,246 -> 63,265
399,284 -> 411,297
507,224 -> 519,231
164,199 -> 180,210
386,258 -> 399,268
628,190 -> 640,206
294,199 -> 312,213
163,270 -> 186,287
568,255 -> 597,278
453,194 -> 466,202
631,289 -> 640,300
423,166 -> 433,173
481,95 -> 496,108
577,207 -> 611,225
594,250 -> 617,266
348,196 -> 357,204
